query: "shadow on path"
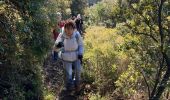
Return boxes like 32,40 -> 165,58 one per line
43,53 -> 64,96
58,90 -> 77,100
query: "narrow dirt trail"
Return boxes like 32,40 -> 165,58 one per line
43,53 -> 64,96
43,53 -> 90,100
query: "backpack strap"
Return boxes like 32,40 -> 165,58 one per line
75,31 -> 79,43
61,33 -> 65,43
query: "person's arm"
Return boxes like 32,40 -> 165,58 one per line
77,32 -> 84,64
51,28 -> 54,40
73,18 -> 77,23
81,19 -> 83,24
53,33 -> 63,51
77,32 -> 84,55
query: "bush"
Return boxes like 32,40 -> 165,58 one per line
84,26 -> 127,97
0,0 -> 57,99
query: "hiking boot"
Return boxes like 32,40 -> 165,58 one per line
74,85 -> 82,95
75,84 -> 81,92
66,85 -> 75,91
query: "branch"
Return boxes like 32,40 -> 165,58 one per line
129,4 -> 157,34
163,52 -> 170,70
124,23 -> 158,43
151,57 -> 165,97
137,32 -> 158,43
163,27 -> 169,33
158,0 -> 165,51
150,0 -> 168,99
133,52 -> 151,98
151,52 -> 170,99
139,67 -> 151,98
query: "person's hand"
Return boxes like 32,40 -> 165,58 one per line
57,42 -> 63,48
52,45 -> 56,51
78,55 -> 83,64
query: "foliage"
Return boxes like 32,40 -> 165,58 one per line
88,0 -> 102,6
43,89 -> 55,100
0,0 -> 169,99
70,0 -> 88,16
55,0 -> 72,19
85,0 -> 121,27
84,0 -> 170,99
84,26 -> 128,99
0,0 -> 64,99
88,92 -> 108,100
117,0 -> 170,99
84,26 -> 150,99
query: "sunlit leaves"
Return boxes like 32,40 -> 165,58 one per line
85,0 -> 120,26
84,26 -> 129,95
0,0 -> 56,99
115,64 -> 140,96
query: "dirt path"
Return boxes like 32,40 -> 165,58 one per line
43,53 -> 63,94
43,53 -> 90,100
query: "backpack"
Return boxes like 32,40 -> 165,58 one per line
61,31 -> 79,47
53,29 -> 59,40
58,31 -> 80,62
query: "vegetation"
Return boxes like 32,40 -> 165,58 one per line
70,0 -> 88,16
84,0 -> 170,99
0,0 -> 169,99
0,0 -> 70,99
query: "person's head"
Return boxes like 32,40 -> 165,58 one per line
60,21 -> 65,27
64,20 -> 75,36
57,12 -> 62,21
77,14 -> 81,19
71,16 -> 76,20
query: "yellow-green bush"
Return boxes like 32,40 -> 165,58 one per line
84,26 -> 146,99
84,26 -> 127,96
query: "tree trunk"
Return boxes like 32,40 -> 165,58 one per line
150,53 -> 170,99
149,0 -> 169,99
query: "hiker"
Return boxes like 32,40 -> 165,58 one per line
75,14 -> 83,36
53,20 -> 84,92
70,15 -> 76,23
52,12 -> 62,41
52,12 -> 65,60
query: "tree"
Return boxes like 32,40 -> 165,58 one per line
55,0 -> 72,19
85,0 -> 170,99
85,0 -> 121,27
119,0 -> 170,99
70,0 -> 88,16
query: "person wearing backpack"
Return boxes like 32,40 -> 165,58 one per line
52,12 -> 62,41
53,20 -> 84,92
75,14 -> 83,36
52,12 -> 65,60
